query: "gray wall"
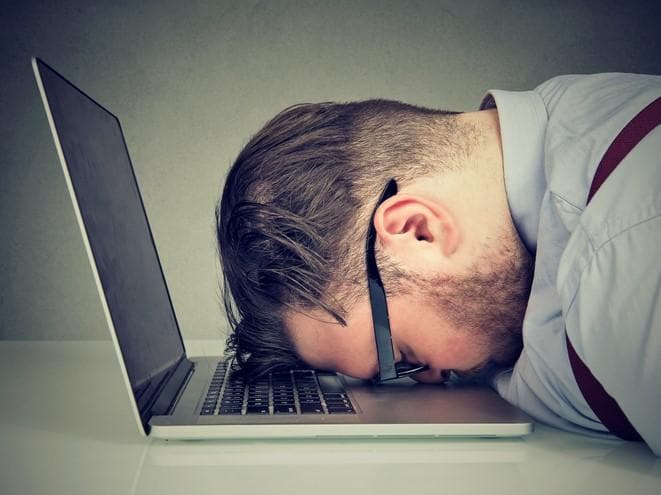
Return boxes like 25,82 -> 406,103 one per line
2,0 -> 660,342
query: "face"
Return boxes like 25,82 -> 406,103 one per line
284,239 -> 533,384
285,296 -> 484,383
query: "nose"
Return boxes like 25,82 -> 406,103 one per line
410,368 -> 446,384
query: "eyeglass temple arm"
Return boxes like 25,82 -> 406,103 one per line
368,275 -> 398,382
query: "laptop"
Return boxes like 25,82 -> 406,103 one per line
32,57 -> 533,440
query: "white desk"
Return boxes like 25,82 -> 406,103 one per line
1,341 -> 659,495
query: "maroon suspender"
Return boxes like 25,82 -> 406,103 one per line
588,97 -> 661,203
565,96 -> 661,441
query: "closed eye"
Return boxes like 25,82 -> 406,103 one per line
399,350 -> 412,364
400,349 -> 423,367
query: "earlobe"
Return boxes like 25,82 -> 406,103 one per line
374,194 -> 460,259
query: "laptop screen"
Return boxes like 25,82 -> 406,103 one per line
35,59 -> 185,404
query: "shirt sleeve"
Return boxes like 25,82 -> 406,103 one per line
556,94 -> 661,455
562,214 -> 661,454
492,350 -> 612,438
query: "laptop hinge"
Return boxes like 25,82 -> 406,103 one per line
143,358 -> 194,422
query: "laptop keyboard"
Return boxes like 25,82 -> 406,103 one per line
200,361 -> 356,415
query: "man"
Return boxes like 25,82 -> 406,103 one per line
216,74 -> 661,454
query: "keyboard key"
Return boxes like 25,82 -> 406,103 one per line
317,374 -> 345,393
328,407 -> 355,414
323,392 -> 349,400
221,395 -> 243,402
246,405 -> 269,414
204,367 -> 357,417
298,396 -> 321,403
300,404 -> 323,414
220,407 -> 242,415
274,404 -> 296,414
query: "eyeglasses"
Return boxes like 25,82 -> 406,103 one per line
366,179 -> 429,384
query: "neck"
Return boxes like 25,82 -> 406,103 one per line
460,108 -> 512,235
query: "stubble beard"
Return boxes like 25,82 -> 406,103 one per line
422,234 -> 534,383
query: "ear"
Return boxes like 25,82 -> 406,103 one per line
373,194 -> 461,268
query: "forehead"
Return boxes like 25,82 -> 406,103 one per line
283,304 -> 379,379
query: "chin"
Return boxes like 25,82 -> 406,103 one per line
447,360 -> 501,385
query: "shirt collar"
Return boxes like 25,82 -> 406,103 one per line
480,90 -> 548,253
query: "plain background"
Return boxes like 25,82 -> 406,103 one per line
2,0 -> 660,343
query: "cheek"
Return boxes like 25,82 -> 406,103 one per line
400,315 -> 486,371
432,335 -> 490,371
394,307 -> 447,359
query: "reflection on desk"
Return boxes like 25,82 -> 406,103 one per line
1,341 -> 660,495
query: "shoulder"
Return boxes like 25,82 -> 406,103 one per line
557,124 -> 661,303
557,125 -> 661,452
534,73 -> 661,115
536,73 -> 661,149
539,74 -> 661,222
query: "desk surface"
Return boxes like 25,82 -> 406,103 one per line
1,341 -> 659,495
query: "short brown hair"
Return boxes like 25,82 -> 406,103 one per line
216,100 -> 466,378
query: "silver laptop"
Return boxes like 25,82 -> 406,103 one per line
32,57 -> 533,440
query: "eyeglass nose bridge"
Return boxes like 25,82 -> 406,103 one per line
395,362 -> 429,376
372,362 -> 430,385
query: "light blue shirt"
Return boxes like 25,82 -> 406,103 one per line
480,74 -> 661,454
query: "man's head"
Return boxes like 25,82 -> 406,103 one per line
216,99 -> 533,382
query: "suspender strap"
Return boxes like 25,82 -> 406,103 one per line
566,96 -> 661,441
588,97 -> 661,203
565,337 -> 642,440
